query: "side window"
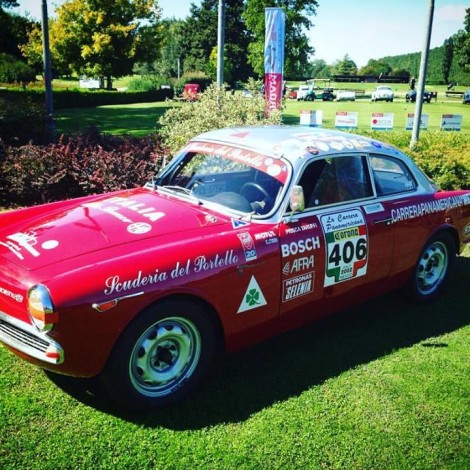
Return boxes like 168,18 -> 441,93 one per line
370,155 -> 417,196
299,155 -> 372,208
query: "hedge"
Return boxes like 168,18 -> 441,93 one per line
0,87 -> 174,109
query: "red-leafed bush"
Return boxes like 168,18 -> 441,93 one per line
0,128 -> 166,207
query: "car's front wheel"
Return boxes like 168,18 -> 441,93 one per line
100,299 -> 218,412
407,232 -> 456,302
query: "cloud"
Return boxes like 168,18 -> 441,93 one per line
435,4 -> 467,22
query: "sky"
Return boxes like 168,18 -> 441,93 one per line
9,0 -> 470,67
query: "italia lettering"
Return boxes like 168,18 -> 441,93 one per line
281,236 -> 321,258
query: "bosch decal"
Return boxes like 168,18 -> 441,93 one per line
281,236 -> 320,258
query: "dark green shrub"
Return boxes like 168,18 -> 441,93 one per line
0,53 -> 36,84
0,95 -> 47,145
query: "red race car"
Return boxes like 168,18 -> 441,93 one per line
1,126 -> 469,411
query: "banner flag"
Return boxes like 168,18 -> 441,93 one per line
264,7 -> 285,113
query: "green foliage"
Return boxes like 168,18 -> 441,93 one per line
243,0 -> 318,78
358,59 -> 392,76
333,54 -> 358,76
363,131 -> 470,190
178,0 -> 253,84
0,94 -> 46,145
0,87 -> 173,109
22,0 -> 162,88
0,129 -> 164,206
380,33 -> 470,85
0,53 -> 35,83
454,8 -> 470,75
127,75 -> 173,94
158,80 -> 282,153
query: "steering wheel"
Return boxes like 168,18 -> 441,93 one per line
240,182 -> 272,214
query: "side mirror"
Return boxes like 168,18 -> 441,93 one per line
289,185 -> 305,213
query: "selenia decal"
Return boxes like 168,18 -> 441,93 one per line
237,276 -> 267,313
320,209 -> 368,286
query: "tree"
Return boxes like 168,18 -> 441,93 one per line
333,54 -> 358,76
179,0 -> 252,84
243,0 -> 318,79
454,7 -> 470,74
0,8 -> 36,60
28,0 -> 162,88
0,1 -> 18,8
358,59 -> 391,76
150,19 -> 185,78
307,59 -> 332,79
442,37 -> 454,85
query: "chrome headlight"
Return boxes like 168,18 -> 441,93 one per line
27,285 -> 57,332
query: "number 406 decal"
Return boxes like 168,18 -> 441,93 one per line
320,209 -> 368,286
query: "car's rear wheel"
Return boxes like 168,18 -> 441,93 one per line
407,232 -> 456,302
100,299 -> 218,412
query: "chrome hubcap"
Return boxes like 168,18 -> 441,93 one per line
129,317 -> 201,397
416,241 -> 448,295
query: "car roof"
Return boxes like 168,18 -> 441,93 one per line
191,126 -> 405,164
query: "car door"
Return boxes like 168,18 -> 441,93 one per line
279,153 -> 394,320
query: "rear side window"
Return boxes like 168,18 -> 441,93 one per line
370,155 -> 417,196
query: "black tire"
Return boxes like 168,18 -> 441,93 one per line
407,232 -> 456,302
100,299 -> 218,412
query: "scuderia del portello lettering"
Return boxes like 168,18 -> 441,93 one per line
104,250 -> 239,295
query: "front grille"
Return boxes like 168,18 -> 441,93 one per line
0,311 -> 63,364
0,319 -> 49,353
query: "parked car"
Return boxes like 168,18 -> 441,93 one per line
287,88 -> 298,99
1,126 -> 469,412
463,89 -> 470,104
336,90 -> 356,101
182,83 -> 201,101
406,89 -> 432,103
371,86 -> 394,102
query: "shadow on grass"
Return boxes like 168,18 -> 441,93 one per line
46,255 -> 470,427
55,103 -> 173,136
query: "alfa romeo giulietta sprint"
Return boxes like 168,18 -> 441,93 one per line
1,126 -> 469,411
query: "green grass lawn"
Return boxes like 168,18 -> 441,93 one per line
54,94 -> 470,137
1,245 -> 470,469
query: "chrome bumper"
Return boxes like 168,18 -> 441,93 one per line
0,310 -> 64,364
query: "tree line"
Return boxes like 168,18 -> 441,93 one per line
1,0 -> 469,88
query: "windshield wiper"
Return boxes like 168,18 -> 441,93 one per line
158,185 -> 202,204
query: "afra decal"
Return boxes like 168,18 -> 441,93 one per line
320,209 -> 368,286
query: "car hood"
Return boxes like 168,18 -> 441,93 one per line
0,188 -> 230,271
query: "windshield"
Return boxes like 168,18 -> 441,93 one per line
153,141 -> 288,216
